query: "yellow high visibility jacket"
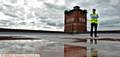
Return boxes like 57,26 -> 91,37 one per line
90,13 -> 99,24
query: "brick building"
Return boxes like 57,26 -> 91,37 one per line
64,6 -> 87,33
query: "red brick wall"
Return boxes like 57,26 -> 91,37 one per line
64,8 -> 87,32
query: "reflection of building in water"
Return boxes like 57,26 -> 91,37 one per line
64,6 -> 87,33
91,48 -> 98,57
64,44 -> 87,57
87,47 -> 98,57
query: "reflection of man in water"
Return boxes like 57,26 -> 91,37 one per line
90,9 -> 99,37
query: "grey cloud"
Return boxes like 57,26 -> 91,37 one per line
34,8 -> 50,18
99,18 -> 120,27
0,20 -> 16,27
3,4 -> 13,8
93,0 -> 110,4
32,1 -> 65,29
37,0 -> 44,2
43,26 -> 52,29
40,19 -> 47,23
2,4 -> 25,18
46,22 -> 56,26
98,4 -> 120,17
56,23 -> 64,27
19,22 -> 27,25
44,2 -> 66,10
9,0 -> 18,4
9,22 -> 16,25
4,12 -> 18,18
109,0 -> 120,6
0,20 -> 10,24
26,12 -> 34,19
0,7 -> 3,11
0,4 -> 5,11
46,21 -> 63,27
39,16 -> 48,19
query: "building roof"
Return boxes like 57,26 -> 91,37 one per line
65,6 -> 87,14
0,28 -> 120,34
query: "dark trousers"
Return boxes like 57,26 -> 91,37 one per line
90,23 -> 98,37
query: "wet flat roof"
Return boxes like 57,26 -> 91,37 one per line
0,28 -> 120,34
0,36 -> 40,40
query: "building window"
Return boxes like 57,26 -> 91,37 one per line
66,18 -> 74,23
79,18 -> 85,23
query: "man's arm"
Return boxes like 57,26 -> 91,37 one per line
97,14 -> 99,18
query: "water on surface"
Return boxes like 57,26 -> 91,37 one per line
91,40 -> 120,57
64,38 -> 120,57
0,37 -> 120,57
0,39 -> 64,57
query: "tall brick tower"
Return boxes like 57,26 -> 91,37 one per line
64,6 -> 87,33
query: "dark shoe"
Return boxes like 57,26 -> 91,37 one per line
90,35 -> 93,37
90,39 -> 93,44
95,35 -> 98,37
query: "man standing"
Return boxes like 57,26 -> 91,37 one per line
90,9 -> 99,37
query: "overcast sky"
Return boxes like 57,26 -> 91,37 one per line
0,0 -> 120,31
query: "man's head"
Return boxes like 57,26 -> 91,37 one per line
93,9 -> 96,14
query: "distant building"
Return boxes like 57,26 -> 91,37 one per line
64,6 -> 87,33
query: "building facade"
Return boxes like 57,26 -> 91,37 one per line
64,6 -> 87,33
